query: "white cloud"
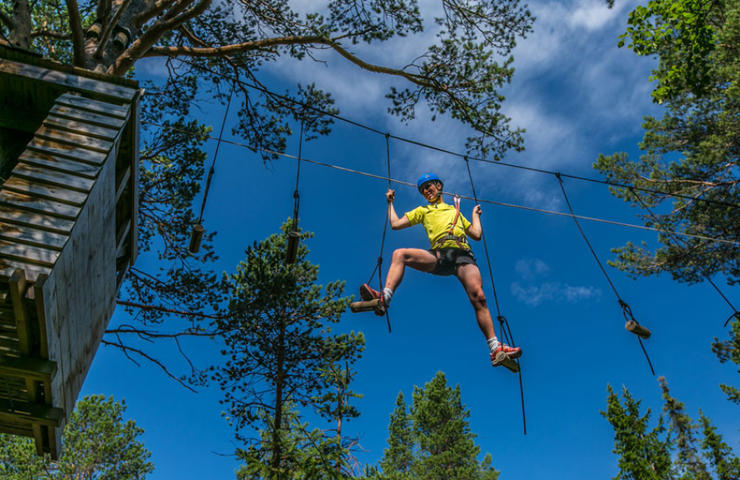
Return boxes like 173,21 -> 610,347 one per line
510,257 -> 601,306
511,281 -> 602,306
515,258 -> 551,280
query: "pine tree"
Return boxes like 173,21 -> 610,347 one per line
373,372 -> 499,480
379,392 -> 414,480
698,412 -> 740,480
659,378 -> 711,480
602,384 -> 673,480
212,222 -> 365,478
711,317 -> 740,404
0,395 -> 154,479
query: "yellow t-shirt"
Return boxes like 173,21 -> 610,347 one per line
405,200 -> 471,250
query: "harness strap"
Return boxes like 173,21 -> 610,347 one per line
432,195 -> 468,250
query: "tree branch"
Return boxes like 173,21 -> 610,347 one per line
31,29 -> 71,39
64,0 -> 86,66
110,0 -> 210,75
145,35 -> 434,88
101,338 -> 198,392
96,0 -> 132,58
116,299 -> 233,319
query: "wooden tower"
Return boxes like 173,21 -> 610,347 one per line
0,45 -> 140,457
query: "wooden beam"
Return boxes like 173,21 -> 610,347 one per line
115,166 -> 130,202
8,269 -> 30,355
0,58 -> 137,103
56,93 -> 130,119
0,205 -> 75,234
19,151 -> 100,179
50,104 -> 125,130
2,177 -> 88,206
0,397 -> 63,426
12,163 -> 95,193
0,190 -> 81,220
0,222 -> 68,250
35,126 -> 113,155
0,356 -> 56,381
44,115 -> 120,141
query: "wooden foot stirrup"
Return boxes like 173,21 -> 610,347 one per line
350,299 -> 382,313
492,351 -> 520,373
625,320 -> 651,339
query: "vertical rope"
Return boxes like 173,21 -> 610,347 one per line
463,157 -> 526,435
292,120 -> 305,229
197,85 -> 235,224
556,175 -> 655,375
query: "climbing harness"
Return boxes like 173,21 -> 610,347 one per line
463,156 -> 527,435
189,84 -> 235,253
285,120 -> 305,264
627,188 -> 739,328
431,195 -> 470,251
555,174 -> 655,375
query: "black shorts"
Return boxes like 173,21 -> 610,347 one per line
428,248 -> 476,276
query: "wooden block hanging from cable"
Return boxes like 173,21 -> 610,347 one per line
285,231 -> 300,264
492,351 -> 520,373
625,320 -> 651,339
188,224 -> 204,253
350,299 -> 382,313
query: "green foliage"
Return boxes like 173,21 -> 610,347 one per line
711,316 -> 740,404
603,380 -> 740,480
658,377 -> 711,480
372,372 -> 499,480
379,393 -> 414,479
212,223 -> 364,477
0,394 -> 154,479
698,412 -> 740,480
602,385 -> 672,480
594,0 -> 739,285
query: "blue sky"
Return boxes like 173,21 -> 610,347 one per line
81,0 -> 738,478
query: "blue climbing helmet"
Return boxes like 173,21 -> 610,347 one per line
417,172 -> 443,192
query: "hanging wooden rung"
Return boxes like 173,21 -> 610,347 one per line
285,231 -> 300,264
625,320 -> 651,339
492,350 -> 520,373
188,224 -> 204,253
350,299 -> 382,313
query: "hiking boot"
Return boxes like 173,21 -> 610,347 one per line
360,284 -> 387,316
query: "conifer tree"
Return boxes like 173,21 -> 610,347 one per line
372,372 -> 499,480
602,385 -> 673,480
659,377 -> 711,480
711,317 -> 740,404
596,0 -> 739,284
698,412 -> 740,480
379,392 -> 414,480
212,222 -> 364,478
0,395 -> 154,479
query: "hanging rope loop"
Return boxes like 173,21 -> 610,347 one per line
286,120 -> 305,265
556,174 -> 655,373
190,83 -> 236,254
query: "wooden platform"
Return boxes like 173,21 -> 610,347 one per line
0,51 -> 140,457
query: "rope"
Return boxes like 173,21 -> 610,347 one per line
292,120 -> 305,230
197,85 -> 235,224
170,58 -> 740,211
627,188 -> 739,327
463,157 -> 527,435
142,120 -> 740,248
556,174 -> 655,375
366,134 -> 393,333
